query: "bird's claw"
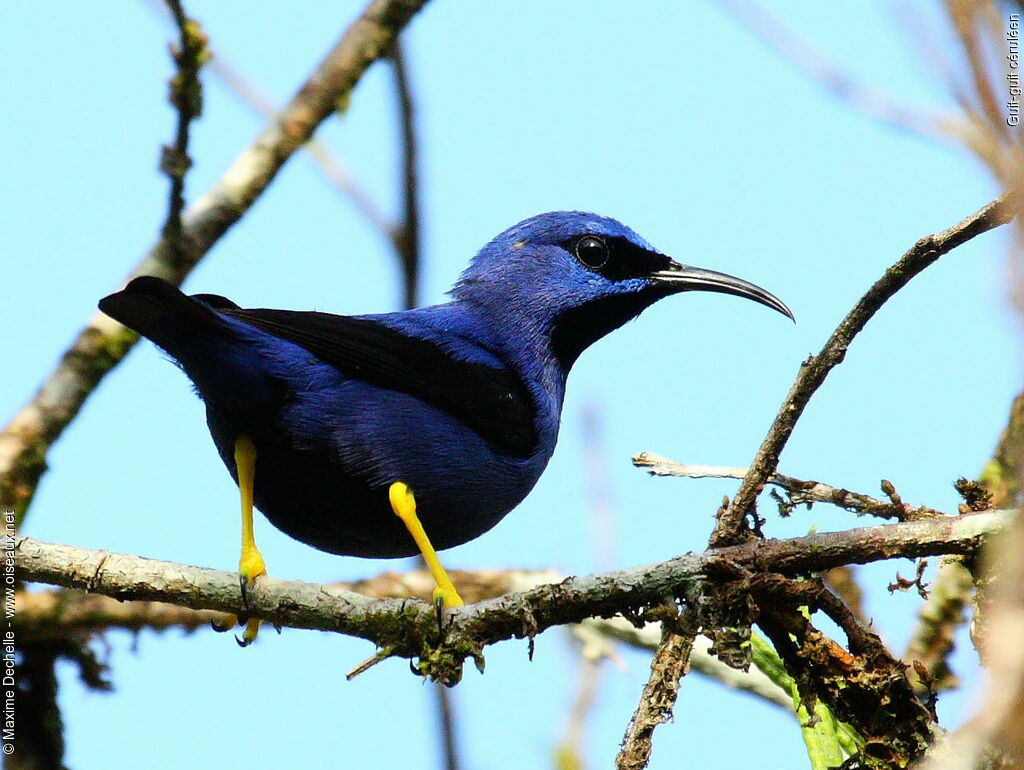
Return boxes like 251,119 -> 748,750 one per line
211,614 -> 237,633
235,617 -> 261,647
431,587 -> 464,637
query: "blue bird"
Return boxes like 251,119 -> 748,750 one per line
99,211 -> 791,642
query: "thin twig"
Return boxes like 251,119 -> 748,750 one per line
709,193 -> 1018,547
382,37 -> 456,767
16,510 -> 1012,683
615,617 -> 698,770
0,0 -> 431,523
390,39 -> 421,310
143,0 -> 395,243
159,0 -> 207,265
635,452 -> 945,521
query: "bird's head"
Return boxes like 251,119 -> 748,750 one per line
452,211 -> 792,369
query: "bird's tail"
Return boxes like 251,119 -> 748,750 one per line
99,276 -> 238,355
99,276 -> 276,418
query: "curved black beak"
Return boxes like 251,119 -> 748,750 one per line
651,261 -> 794,321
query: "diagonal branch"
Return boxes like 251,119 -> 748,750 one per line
709,193 -> 1018,547
16,510 -> 1012,683
0,0 -> 431,524
616,616 -> 698,770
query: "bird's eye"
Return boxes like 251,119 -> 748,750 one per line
574,235 -> 609,269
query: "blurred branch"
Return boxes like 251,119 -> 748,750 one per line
917,512 -> 1024,769
0,0 -> 431,524
615,617 -> 697,770
903,558 -> 975,692
982,388 -> 1024,510
635,453 -> 945,522
711,0 -> 956,140
709,193 -> 1018,548
16,510 -> 1011,684
588,620 -> 791,710
902,385 -> 1024,694
382,36 -> 454,767
821,566 -> 867,626
390,40 -> 421,310
553,406 -> 618,770
554,654 -> 602,770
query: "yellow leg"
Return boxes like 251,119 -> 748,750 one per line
389,482 -> 463,609
233,434 -> 265,645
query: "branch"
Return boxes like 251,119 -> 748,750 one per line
709,193 -> 1018,547
615,617 -> 698,770
144,0 -> 396,241
635,452 -> 945,522
590,620 -> 791,710
389,39 -> 421,310
159,0 -> 208,262
17,575 -> 794,713
16,510 -> 1012,683
0,0 -> 431,523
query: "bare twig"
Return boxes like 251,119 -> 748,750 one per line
16,510 -> 1012,684
381,38 -> 456,767
615,617 -> 698,770
709,193 -> 1018,547
634,453 -> 945,521
389,40 -> 421,310
0,0 -> 431,523
143,0 -> 397,244
159,0 -> 207,263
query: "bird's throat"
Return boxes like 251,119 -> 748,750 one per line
549,290 -> 664,371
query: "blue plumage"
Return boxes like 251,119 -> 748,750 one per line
100,212 -> 791,560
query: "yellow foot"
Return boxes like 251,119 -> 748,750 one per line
236,617 -> 261,647
231,433 -> 267,645
210,612 -> 262,646
211,613 -> 237,633
232,553 -> 267,645
389,481 -> 464,609
433,585 -> 463,610
239,549 -> 267,597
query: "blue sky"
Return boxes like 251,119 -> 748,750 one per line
5,2 -> 1019,768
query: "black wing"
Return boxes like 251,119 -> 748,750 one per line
222,307 -> 539,459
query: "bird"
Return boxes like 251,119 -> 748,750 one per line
99,211 -> 792,643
